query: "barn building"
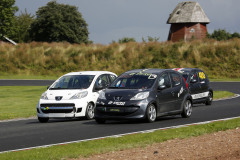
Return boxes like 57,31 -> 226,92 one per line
167,1 -> 210,42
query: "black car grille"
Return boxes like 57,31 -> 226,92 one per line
40,103 -> 75,113
96,106 -> 140,116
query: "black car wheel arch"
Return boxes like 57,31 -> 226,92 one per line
145,103 -> 157,123
181,99 -> 192,118
205,91 -> 213,105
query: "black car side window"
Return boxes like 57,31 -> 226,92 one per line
158,73 -> 171,88
190,72 -> 199,82
170,73 -> 181,87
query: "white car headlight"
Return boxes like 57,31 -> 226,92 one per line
70,91 -> 88,99
40,92 -> 48,100
98,90 -> 106,100
130,92 -> 149,100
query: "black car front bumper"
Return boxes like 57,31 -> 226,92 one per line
94,99 -> 149,120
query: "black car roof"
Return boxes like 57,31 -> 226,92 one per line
124,68 -> 175,75
173,68 -> 202,73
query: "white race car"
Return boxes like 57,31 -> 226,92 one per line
37,71 -> 117,122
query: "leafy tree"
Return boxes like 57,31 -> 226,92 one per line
10,9 -> 34,42
0,0 -> 18,41
29,1 -> 89,44
142,36 -> 160,42
118,37 -> 136,43
232,32 -> 240,38
208,29 -> 232,41
7,10 -> 34,43
207,29 -> 240,41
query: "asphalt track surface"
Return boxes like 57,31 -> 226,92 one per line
0,81 -> 240,153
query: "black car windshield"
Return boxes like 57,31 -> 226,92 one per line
109,72 -> 157,89
50,75 -> 95,90
177,71 -> 190,81
182,74 -> 189,81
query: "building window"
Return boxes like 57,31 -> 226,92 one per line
190,28 -> 195,33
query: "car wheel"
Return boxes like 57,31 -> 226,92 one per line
181,99 -> 192,118
146,104 -> 157,123
38,117 -> 49,123
205,92 -> 213,105
85,103 -> 95,120
95,118 -> 106,124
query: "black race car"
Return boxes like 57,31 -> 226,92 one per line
173,68 -> 213,105
94,69 -> 192,123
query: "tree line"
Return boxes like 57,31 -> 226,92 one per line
0,0 -> 89,44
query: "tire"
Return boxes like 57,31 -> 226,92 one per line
205,91 -> 213,105
145,104 -> 157,123
181,99 -> 192,118
85,103 -> 95,120
95,118 -> 106,124
38,117 -> 49,123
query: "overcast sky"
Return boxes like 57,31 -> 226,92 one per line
15,0 -> 240,44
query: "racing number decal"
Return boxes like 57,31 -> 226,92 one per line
199,72 -> 206,79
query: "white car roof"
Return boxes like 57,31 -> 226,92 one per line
64,71 -> 117,76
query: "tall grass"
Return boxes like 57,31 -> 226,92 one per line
0,39 -> 240,78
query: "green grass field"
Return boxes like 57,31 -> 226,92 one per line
0,73 -> 57,80
0,86 -> 236,120
0,117 -> 239,160
0,86 -> 46,120
214,91 -> 235,100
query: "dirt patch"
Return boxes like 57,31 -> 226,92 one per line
74,128 -> 240,160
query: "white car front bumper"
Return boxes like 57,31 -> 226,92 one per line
37,99 -> 88,118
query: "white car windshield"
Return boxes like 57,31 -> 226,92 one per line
50,75 -> 95,90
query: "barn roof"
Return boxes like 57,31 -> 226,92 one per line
167,1 -> 210,24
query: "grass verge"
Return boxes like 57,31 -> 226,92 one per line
0,117 -> 239,160
210,78 -> 240,82
213,91 -> 236,100
0,87 -> 237,120
0,86 -> 46,120
0,73 -> 57,80
1,74 -> 240,82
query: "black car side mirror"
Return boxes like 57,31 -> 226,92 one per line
158,85 -> 166,90
190,79 -> 197,83
47,86 -> 50,89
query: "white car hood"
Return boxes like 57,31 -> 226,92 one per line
45,89 -> 87,100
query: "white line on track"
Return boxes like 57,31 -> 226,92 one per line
0,116 -> 240,154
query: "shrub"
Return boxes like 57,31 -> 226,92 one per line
0,39 -> 240,79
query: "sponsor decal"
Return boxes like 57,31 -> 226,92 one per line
178,87 -> 184,97
173,68 -> 184,73
199,72 -> 206,79
43,107 -> 49,110
113,102 -> 125,106
191,91 -> 209,100
148,74 -> 157,79
108,101 -> 125,106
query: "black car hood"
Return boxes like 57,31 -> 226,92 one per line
104,88 -> 149,101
